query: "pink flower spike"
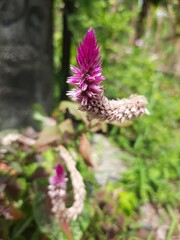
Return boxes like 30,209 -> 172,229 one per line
49,164 -> 67,187
66,28 -> 105,105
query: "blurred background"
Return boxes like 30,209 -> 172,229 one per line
0,0 -> 180,239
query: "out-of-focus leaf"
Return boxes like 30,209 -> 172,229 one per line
79,134 -> 95,167
33,178 -> 52,228
0,163 -> 11,172
32,178 -> 67,239
10,162 -> 23,174
36,126 -> 61,147
59,101 -> 87,122
6,182 -> 20,200
9,206 -> 24,220
23,127 -> 39,139
118,190 -> 137,215
41,149 -> 56,170
32,103 -> 47,116
30,167 -> 49,181
88,119 -> 108,133
0,163 -> 17,176
33,112 -> 57,127
69,202 -> 93,240
59,119 -> 75,135
109,120 -> 133,127
136,229 -> 150,239
61,221 -> 73,240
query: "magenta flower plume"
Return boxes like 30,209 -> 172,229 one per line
67,28 -> 149,123
49,164 -> 67,186
67,28 -> 105,106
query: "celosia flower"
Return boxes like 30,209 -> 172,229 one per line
67,28 -> 105,106
49,164 -> 67,187
48,148 -> 86,221
67,28 -> 149,123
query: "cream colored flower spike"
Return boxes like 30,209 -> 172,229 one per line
48,146 -> 86,222
79,94 -> 149,123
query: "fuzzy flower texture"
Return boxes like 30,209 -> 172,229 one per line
48,165 -> 68,217
67,28 -> 149,122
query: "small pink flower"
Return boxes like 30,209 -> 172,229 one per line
135,39 -> 143,47
67,28 -> 105,105
49,164 -> 67,187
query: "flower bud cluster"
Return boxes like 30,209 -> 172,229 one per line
80,94 -> 149,122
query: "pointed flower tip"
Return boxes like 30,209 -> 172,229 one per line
88,27 -> 94,31
67,27 -> 105,104
56,164 -> 64,176
87,27 -> 95,35
83,27 -> 96,43
49,164 -> 67,186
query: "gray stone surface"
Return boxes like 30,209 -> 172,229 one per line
0,0 -> 53,129
92,134 -> 129,186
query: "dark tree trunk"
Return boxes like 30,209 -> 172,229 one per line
0,0 -> 54,129
59,0 -> 75,100
135,0 -> 151,40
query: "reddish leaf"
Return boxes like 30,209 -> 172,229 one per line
60,221 -> 73,240
36,145 -> 51,153
0,163 -> 11,172
136,229 -> 150,239
0,163 -> 17,176
79,134 -> 95,167
9,206 -> 24,220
